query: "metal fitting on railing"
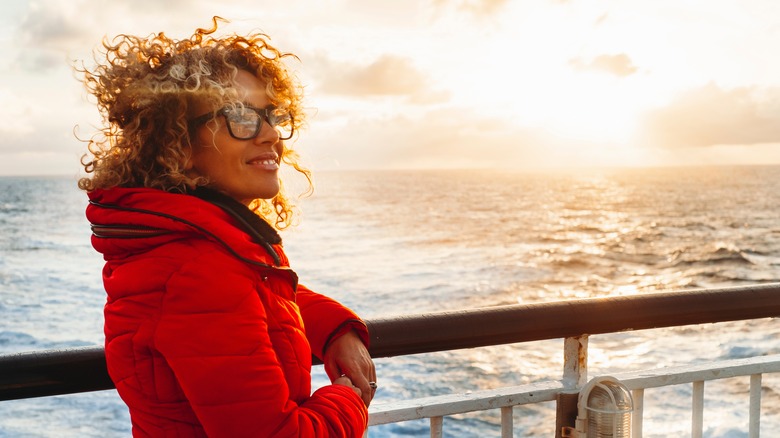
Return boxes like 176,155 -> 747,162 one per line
565,376 -> 633,438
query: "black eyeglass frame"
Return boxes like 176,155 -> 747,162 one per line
190,105 -> 295,141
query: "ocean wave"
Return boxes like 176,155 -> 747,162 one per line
666,245 -> 761,267
741,251 -> 780,266
0,331 -> 40,350
540,254 -> 595,269
720,345 -> 767,360
713,269 -> 780,282
0,331 -> 97,354
0,203 -> 32,214
0,234 -> 62,252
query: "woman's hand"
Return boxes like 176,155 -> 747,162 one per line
323,330 -> 377,406
332,374 -> 363,400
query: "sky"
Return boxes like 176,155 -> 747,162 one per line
1,0 -> 780,176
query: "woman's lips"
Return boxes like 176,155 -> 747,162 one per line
247,153 -> 279,170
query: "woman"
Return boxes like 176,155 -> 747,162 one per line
78,18 -> 375,437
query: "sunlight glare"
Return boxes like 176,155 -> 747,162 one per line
434,2 -> 688,168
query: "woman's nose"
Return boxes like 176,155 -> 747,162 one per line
254,119 -> 280,144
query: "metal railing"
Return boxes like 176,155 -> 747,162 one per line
2,283 -> 779,436
366,352 -> 780,437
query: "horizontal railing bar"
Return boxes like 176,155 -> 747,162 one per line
1,283 -> 779,401
367,354 -> 780,425
366,283 -> 780,358
368,379 -> 563,425
613,353 -> 780,390
0,346 -> 112,401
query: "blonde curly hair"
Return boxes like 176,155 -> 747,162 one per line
77,17 -> 311,229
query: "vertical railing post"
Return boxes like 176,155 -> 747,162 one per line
556,335 -> 588,438
501,406 -> 513,438
430,416 -> 443,438
632,388 -> 644,438
692,380 -> 704,438
562,335 -> 588,388
749,374 -> 761,438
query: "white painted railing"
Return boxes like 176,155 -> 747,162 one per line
367,338 -> 780,437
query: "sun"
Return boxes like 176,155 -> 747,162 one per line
447,29 -> 676,166
460,54 -> 655,166
529,71 -> 643,145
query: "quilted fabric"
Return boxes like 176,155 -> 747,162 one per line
87,187 -> 369,437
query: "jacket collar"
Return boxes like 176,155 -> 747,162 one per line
87,187 -> 285,267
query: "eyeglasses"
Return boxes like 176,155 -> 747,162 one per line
190,105 -> 295,140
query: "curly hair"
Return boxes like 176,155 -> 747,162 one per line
77,17 -> 312,229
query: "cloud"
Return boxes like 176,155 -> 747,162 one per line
637,83 -> 780,148
593,13 -> 609,26
11,0 -> 104,74
11,0 -> 217,74
307,53 -> 448,103
459,0 -> 511,16
0,120 -> 77,154
430,0 -> 511,17
16,51 -> 67,72
18,2 -> 86,46
299,104 -> 569,170
569,53 -> 638,77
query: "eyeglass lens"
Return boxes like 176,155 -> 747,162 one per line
226,107 -> 293,140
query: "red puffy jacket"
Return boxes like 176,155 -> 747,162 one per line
87,187 -> 369,437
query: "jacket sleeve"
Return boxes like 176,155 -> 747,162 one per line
295,283 -> 370,360
153,251 -> 368,438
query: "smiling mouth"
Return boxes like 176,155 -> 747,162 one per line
248,158 -> 278,165
246,153 -> 280,171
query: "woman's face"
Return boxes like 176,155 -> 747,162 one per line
187,70 -> 283,205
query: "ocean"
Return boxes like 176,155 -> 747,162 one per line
1,166 -> 779,437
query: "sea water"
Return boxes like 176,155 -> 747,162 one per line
1,166 -> 779,437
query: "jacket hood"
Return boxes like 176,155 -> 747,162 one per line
86,187 -> 287,268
